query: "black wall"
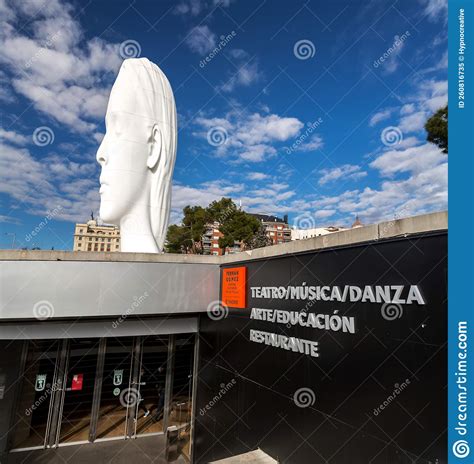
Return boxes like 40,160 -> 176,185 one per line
194,232 -> 447,463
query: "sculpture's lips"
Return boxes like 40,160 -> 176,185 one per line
99,180 -> 108,195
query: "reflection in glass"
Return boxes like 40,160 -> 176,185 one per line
10,340 -> 60,449
58,339 -> 100,444
134,335 -> 168,436
169,334 -> 195,459
95,337 -> 133,440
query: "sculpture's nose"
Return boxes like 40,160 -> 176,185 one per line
96,138 -> 107,167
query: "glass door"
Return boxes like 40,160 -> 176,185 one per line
94,337 -> 134,440
57,339 -> 100,444
169,334 -> 195,459
9,340 -> 61,450
132,335 -> 169,437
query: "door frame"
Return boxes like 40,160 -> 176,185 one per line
8,333 -> 196,452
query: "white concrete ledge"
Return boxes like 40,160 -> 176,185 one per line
0,211 -> 446,264
221,211 -> 447,263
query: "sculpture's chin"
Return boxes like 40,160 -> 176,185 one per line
99,202 -> 120,226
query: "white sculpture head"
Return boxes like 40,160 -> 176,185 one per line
96,58 -> 177,253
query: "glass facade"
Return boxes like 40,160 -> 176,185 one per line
7,334 -> 196,452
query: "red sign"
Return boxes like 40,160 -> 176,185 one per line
221,266 -> 247,308
71,373 -> 84,391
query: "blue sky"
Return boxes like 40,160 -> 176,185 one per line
0,0 -> 448,250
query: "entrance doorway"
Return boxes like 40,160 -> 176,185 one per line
8,334 -> 196,453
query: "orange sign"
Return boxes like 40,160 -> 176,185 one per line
221,266 -> 247,308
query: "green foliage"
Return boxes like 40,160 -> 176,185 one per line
206,197 -> 236,223
249,224 -> 273,249
425,105 -> 448,153
218,210 -> 261,249
182,205 -> 207,243
165,224 -> 192,253
165,197 -> 266,254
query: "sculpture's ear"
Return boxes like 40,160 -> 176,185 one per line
147,124 -> 161,169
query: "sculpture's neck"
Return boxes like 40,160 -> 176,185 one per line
119,203 -> 159,253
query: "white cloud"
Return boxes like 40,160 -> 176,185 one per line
0,1 -> 122,134
195,110 -> 304,162
174,0 -> 204,16
369,109 -> 392,127
370,142 -> 445,177
295,134 -> 324,152
398,111 -> 428,133
0,128 -> 29,145
319,164 -> 367,186
247,172 -> 269,181
421,0 -> 448,22
400,103 -> 415,115
0,141 -> 99,223
314,209 -> 336,219
219,60 -> 262,93
174,0 -> 233,16
185,25 -> 216,55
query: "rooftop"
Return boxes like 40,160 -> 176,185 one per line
0,211 -> 447,264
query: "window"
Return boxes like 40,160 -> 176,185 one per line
79,236 -> 82,240
88,244 -> 92,251
106,245 -> 111,252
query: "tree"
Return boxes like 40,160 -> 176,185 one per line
182,205 -> 207,252
165,205 -> 207,254
206,197 -> 237,223
219,210 -> 261,249
165,224 -> 191,253
249,224 -> 273,249
166,197 -> 269,254
425,105 -> 447,153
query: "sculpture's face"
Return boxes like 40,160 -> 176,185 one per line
96,78 -> 151,224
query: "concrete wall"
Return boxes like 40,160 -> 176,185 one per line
0,259 -> 219,320
0,211 -> 447,323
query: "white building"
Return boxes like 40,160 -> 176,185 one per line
291,226 -> 346,241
